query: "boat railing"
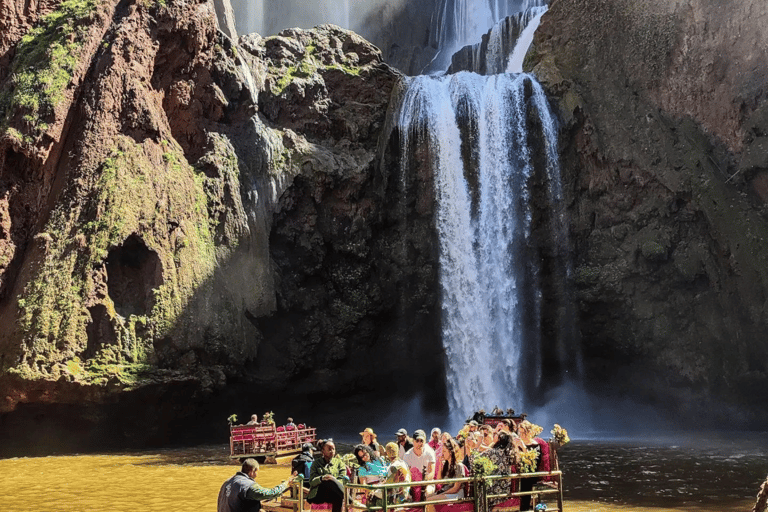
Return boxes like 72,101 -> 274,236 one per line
230,424 -> 318,457
286,470 -> 563,512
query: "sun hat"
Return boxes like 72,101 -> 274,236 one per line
360,427 -> 377,437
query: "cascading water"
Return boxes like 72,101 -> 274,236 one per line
391,70 -> 562,419
388,0 -> 570,422
427,0 -> 547,72
235,0 -> 352,38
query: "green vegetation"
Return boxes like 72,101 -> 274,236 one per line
640,240 -> 667,261
0,0 -> 97,141
267,39 -> 362,96
15,136 -> 218,386
573,265 -> 600,286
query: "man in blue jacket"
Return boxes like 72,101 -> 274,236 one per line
218,458 -> 295,512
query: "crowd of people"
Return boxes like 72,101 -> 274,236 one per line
219,414 -> 566,512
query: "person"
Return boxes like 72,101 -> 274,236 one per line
291,443 -> 315,488
483,432 -> 516,507
404,429 -> 436,498
246,415 -> 259,425
428,428 -> 441,450
478,425 -> 494,452
383,442 -> 400,464
286,417 -> 296,428
516,421 -> 542,511
467,421 -> 479,433
429,437 -> 468,500
383,442 -> 411,505
461,432 -> 480,468
492,405 -> 504,416
360,428 -> 383,457
471,409 -> 486,424
430,428 -> 443,478
395,428 -> 414,459
217,458 -> 294,512
308,439 -> 348,512
354,444 -> 389,505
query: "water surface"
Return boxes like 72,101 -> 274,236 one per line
0,440 -> 762,511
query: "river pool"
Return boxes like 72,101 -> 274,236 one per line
0,439 -> 763,511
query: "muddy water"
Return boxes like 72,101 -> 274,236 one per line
0,440 -> 762,511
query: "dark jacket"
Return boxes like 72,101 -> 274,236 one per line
217,472 -> 289,512
292,451 -> 315,487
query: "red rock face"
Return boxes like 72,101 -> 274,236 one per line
0,0 -> 440,452
0,0 -> 59,79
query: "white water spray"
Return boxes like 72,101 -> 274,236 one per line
392,71 -> 561,419
507,6 -> 547,73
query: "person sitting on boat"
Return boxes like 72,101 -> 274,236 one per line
359,428 -> 383,458
354,444 -> 389,505
395,428 -> 414,459
404,429 -> 436,498
291,443 -> 315,488
426,437 -> 468,509
516,421 -> 542,512
286,418 -> 296,429
308,439 -> 348,512
247,414 -> 259,425
383,442 -> 411,504
429,429 -> 443,478
478,425 -> 494,452
428,428 -> 441,450
217,458 -> 295,512
460,432 -> 481,468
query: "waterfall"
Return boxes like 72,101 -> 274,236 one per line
427,0 -> 547,73
237,0 -> 353,37
506,6 -> 546,73
392,71 -> 561,419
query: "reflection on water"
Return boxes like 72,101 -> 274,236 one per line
0,438 -> 763,511
560,437 -> 766,510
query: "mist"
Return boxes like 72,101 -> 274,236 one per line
230,0 -> 399,38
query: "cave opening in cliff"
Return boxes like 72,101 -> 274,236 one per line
106,234 -> 163,318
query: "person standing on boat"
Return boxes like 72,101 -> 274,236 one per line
217,458 -> 295,512
395,428 -> 414,459
246,415 -> 259,425
308,439 -> 348,512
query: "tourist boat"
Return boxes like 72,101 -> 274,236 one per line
469,409 -> 527,428
229,422 -> 317,463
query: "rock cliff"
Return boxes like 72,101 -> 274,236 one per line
0,0 -> 443,454
528,0 -> 768,423
2,0 -> 768,454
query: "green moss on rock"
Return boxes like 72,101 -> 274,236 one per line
0,0 -> 97,141
14,136 -> 218,385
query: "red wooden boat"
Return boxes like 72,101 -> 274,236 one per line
229,423 -> 317,463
